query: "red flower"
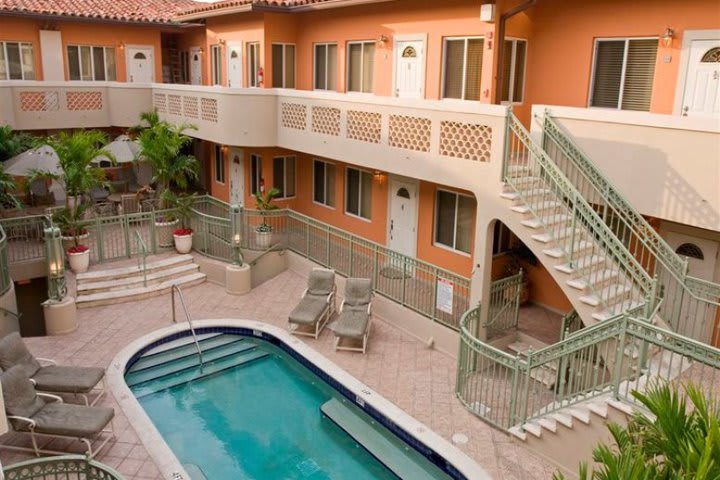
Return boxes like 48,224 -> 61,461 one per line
173,228 -> 193,236
68,245 -> 89,254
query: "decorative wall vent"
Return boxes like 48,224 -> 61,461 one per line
152,93 -> 167,113
19,91 -> 59,112
66,91 -> 103,111
281,102 -> 307,130
200,98 -> 218,122
182,96 -> 199,119
311,106 -> 341,136
168,95 -> 182,116
346,110 -> 382,144
439,121 -> 492,162
388,114 -> 431,152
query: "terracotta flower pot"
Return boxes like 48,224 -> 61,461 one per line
67,248 -> 90,273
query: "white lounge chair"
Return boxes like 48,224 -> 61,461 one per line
288,268 -> 336,338
330,278 -> 373,354
0,333 -> 106,406
0,365 -> 115,458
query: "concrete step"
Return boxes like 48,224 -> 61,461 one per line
537,417 -> 558,433
554,255 -> 606,274
531,227 -> 583,244
510,176 -> 541,188
76,272 -> 206,308
511,201 -> 562,215
521,214 -> 571,229
606,399 -> 633,416
522,422 -> 543,438
567,269 -> 620,291
550,413 -> 573,428
508,426 -> 527,441
77,263 -> 200,294
506,165 -> 531,177
579,284 -> 633,307
567,407 -> 591,424
76,254 -> 194,284
592,300 -> 643,322
588,402 -> 608,419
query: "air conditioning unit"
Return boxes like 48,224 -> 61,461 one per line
480,3 -> 496,22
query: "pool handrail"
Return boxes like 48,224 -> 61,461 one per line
170,284 -> 204,370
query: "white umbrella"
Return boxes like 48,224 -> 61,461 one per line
92,135 -> 140,165
3,145 -> 61,176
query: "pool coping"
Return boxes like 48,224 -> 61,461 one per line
107,319 -> 491,480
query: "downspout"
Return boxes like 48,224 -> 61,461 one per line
494,0 -> 536,104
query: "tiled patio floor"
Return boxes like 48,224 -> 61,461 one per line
0,257 -> 559,480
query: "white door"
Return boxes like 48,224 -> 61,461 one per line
126,46 -> 154,83
388,179 -> 418,258
229,148 -> 245,206
190,47 -> 202,85
681,40 -> 720,117
664,231 -> 719,281
394,39 -> 424,98
227,44 -> 243,88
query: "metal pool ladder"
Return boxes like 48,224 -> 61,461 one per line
170,284 -> 204,369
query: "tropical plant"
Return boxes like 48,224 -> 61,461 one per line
555,381 -> 720,480
164,191 -> 197,230
254,187 -> 280,232
51,203 -> 92,248
0,166 -> 20,209
0,125 -> 36,162
128,110 -> 161,136
135,111 -> 199,210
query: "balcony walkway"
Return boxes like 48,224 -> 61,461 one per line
0,253 -> 557,480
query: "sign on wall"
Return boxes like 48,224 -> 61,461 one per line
436,278 -> 454,314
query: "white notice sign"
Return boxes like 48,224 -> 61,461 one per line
436,278 -> 454,314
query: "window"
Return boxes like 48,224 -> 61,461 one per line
501,39 -> 527,103
313,160 -> 336,207
676,243 -> 704,260
247,42 -> 260,87
347,41 -> 375,93
590,38 -> 658,111
434,190 -> 475,254
314,43 -> 338,90
0,42 -> 35,80
273,156 -> 296,198
443,37 -> 483,100
214,145 -> 225,183
67,45 -> 116,81
345,167 -> 372,220
180,51 -> 190,83
250,154 -> 262,195
211,44 -> 222,86
271,44 -> 295,88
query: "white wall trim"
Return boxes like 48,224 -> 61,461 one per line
673,29 -> 720,116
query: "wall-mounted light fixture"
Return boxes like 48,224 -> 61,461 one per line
118,42 -> 125,50
219,38 -> 227,45
376,34 -> 388,47
373,170 -> 386,183
661,27 -> 674,48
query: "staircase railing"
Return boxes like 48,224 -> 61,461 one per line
540,113 -> 720,345
504,112 -> 656,318
134,230 -> 148,288
170,285 -> 204,369
484,271 -> 524,339
560,309 -> 582,340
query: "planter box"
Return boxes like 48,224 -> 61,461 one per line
173,233 -> 193,254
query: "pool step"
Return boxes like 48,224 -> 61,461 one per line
139,333 -> 223,358
126,340 -> 256,387
131,348 -> 269,398
128,334 -> 246,373
321,398 -> 442,480
76,254 -> 195,283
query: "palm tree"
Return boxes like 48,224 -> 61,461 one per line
0,165 -> 20,209
128,110 -> 161,136
555,381 -> 720,480
0,125 -> 36,162
254,187 -> 280,232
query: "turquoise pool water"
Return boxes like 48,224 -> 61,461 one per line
129,335 -> 453,480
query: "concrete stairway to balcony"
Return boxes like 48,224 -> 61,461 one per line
75,254 -> 206,308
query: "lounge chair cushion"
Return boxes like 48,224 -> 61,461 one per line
31,365 -> 105,394
0,366 -> 45,424
0,333 -> 41,379
289,295 -> 329,325
31,403 -> 114,437
343,278 -> 372,307
330,308 -> 369,340
307,269 -> 335,296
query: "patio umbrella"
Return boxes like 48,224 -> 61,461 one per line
92,135 -> 140,166
3,144 -> 61,176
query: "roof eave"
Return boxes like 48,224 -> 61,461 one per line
176,0 -> 396,21
174,4 -> 253,22
0,9 -> 186,27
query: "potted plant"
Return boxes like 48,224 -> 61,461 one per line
52,204 -> 92,273
502,242 -> 538,305
169,192 -> 197,254
135,110 -> 199,248
253,187 -> 280,249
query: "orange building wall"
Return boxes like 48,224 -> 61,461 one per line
0,18 -> 43,79
205,13 -> 265,87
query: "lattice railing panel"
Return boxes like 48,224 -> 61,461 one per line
281,102 -> 307,130
200,98 -> 218,122
153,93 -> 167,113
183,96 -> 199,119
311,106 -> 340,136
167,94 -> 182,116
388,114 -> 431,152
19,91 -> 59,112
66,91 -> 103,111
440,121 -> 492,162
346,110 -> 381,144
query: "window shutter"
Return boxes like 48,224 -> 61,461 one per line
464,39 -> 484,101
621,39 -> 657,111
591,40 -> 625,108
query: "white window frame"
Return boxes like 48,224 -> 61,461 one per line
211,44 -> 222,86
312,159 -> 336,209
0,41 -> 35,80
273,155 -> 296,199
344,167 -> 372,221
346,40 -> 375,94
66,45 -> 115,81
214,145 -> 225,184
250,154 -> 262,195
588,36 -> 658,110
313,42 -> 337,91
441,36 -> 484,101
247,42 -> 261,88
433,188 -> 474,255
501,38 -> 527,105
271,43 -> 296,89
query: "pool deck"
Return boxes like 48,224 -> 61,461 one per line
0,256 -> 558,480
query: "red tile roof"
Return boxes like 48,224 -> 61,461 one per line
177,0 -> 380,18
0,0 -> 198,24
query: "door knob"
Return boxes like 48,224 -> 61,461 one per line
682,105 -> 689,117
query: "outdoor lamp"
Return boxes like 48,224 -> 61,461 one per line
45,226 -> 67,303
661,27 -> 674,48
230,204 -> 244,266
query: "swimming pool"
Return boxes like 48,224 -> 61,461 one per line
109,320 -> 488,480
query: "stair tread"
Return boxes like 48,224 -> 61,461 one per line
140,333 -> 223,357
579,284 -> 632,307
592,300 -> 643,321
567,269 -> 620,290
537,418 -> 557,433
555,255 -> 605,274
508,426 -> 527,441
77,272 -> 206,303
511,201 -> 561,214
567,407 -> 591,424
77,263 -> 199,292
76,254 -> 194,282
522,422 -> 542,438
521,214 -> 570,229
550,413 -> 573,428
129,335 -> 246,373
